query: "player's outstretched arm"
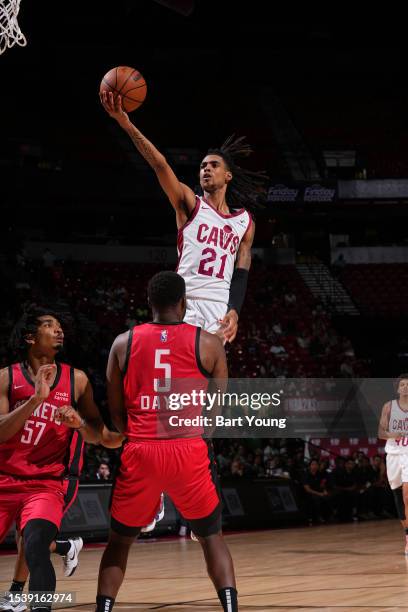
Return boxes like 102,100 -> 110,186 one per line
74,369 -> 125,447
106,332 -> 128,434
100,91 -> 196,227
221,220 -> 256,343
378,401 -> 399,439
0,364 -> 55,443
55,388 -> 125,447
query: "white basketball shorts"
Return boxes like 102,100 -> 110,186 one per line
184,298 -> 228,334
386,453 -> 408,489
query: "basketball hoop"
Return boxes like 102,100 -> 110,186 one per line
0,0 -> 26,56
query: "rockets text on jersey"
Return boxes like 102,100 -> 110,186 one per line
176,195 -> 251,304
0,362 -> 82,478
385,399 -> 408,454
123,322 -> 209,440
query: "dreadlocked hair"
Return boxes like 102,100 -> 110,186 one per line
206,134 -> 268,211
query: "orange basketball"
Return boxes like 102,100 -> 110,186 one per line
100,66 -> 147,112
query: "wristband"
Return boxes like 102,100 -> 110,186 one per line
227,268 -> 249,316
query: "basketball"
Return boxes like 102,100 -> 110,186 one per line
100,66 -> 147,113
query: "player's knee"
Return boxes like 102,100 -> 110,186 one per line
15,529 -> 22,548
393,487 -> 406,520
188,503 -> 222,539
110,519 -> 141,543
198,532 -> 223,547
24,519 -> 56,566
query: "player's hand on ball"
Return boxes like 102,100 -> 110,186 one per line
34,364 -> 56,401
56,406 -> 84,429
100,91 -> 129,125
220,309 -> 239,343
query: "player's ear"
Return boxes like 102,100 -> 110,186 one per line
225,171 -> 232,183
24,333 -> 35,345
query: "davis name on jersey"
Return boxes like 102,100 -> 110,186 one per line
123,322 -> 208,439
177,196 -> 251,304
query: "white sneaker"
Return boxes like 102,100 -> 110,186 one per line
156,493 -> 165,522
141,518 -> 156,534
0,593 -> 27,611
190,531 -> 198,542
141,493 -> 165,533
178,525 -> 187,537
63,537 -> 83,577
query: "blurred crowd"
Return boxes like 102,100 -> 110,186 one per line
0,248 -> 386,525
82,436 -> 395,526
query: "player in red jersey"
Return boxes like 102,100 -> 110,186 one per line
95,271 -> 238,612
0,306 -> 123,612
101,92 -> 266,343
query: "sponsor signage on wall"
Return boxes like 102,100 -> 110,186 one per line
267,182 -> 337,204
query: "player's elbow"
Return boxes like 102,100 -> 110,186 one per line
86,422 -> 103,445
236,254 -> 251,271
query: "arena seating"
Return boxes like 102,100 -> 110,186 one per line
281,91 -> 408,178
339,264 -> 408,317
0,256 -> 377,496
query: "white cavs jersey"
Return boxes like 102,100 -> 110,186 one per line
177,196 -> 252,305
385,399 -> 408,454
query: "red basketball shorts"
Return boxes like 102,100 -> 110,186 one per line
111,438 -> 220,528
0,474 -> 78,542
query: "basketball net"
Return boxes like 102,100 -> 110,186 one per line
0,0 -> 26,55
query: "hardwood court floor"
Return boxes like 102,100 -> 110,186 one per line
2,520 -> 408,611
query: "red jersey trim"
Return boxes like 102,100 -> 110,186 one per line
241,210 -> 253,242
176,196 -> 201,271
175,230 -> 183,273
202,195 -> 246,219
177,195 -> 201,233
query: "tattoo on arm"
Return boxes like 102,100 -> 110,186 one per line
127,126 -> 163,168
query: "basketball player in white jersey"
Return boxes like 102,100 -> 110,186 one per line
100,92 -> 266,343
101,91 -> 266,536
378,374 -> 408,554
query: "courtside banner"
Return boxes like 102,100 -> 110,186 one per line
141,378 -> 396,439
